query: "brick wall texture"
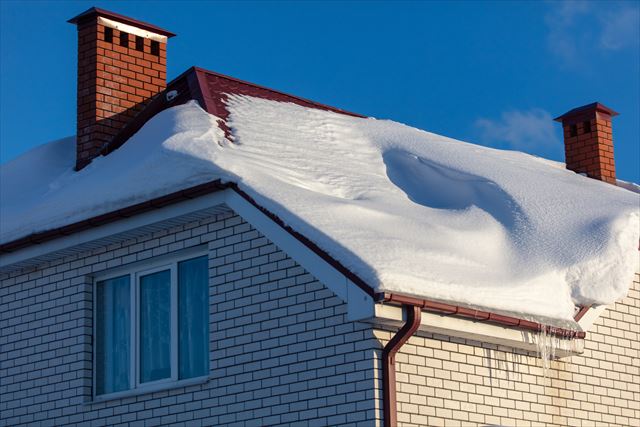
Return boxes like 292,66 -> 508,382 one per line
562,113 -> 616,184
1,208 -> 638,426
375,273 -> 640,427
0,212 -> 380,426
75,16 -> 167,170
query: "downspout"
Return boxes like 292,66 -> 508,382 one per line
382,305 -> 422,427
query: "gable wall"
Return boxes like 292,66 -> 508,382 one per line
375,273 -> 639,427
0,212 -> 380,427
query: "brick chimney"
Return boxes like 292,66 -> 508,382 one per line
68,7 -> 175,170
554,102 -> 619,185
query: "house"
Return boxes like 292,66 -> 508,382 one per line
1,7 -> 638,427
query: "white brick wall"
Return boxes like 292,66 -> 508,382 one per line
0,212 -> 380,426
375,273 -> 640,427
2,207 -> 637,427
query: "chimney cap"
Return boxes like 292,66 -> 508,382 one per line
68,7 -> 176,38
554,102 -> 618,122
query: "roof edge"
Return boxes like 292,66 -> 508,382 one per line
191,66 -> 367,119
0,179 -> 375,297
375,292 -> 586,339
0,180 -> 226,254
1,177 -> 591,336
554,102 -> 619,122
68,7 -> 176,37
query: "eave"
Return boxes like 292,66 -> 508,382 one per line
1,178 -> 588,343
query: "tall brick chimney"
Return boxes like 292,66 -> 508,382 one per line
68,7 -> 175,170
554,102 -> 618,185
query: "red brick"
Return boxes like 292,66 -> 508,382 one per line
128,79 -> 143,89
120,69 -> 136,79
135,88 -> 152,98
74,14 -> 167,170
128,63 -> 144,73
127,93 -> 144,103
120,85 -> 137,95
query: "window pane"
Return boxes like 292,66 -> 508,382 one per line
96,275 -> 130,395
178,256 -> 209,379
140,270 -> 171,383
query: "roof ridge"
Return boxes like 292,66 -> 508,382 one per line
192,66 -> 366,118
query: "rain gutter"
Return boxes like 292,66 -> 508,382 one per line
376,293 -> 587,427
382,305 -> 421,427
376,292 -> 586,339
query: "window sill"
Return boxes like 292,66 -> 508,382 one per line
85,375 -> 211,405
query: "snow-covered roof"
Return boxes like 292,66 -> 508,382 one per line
1,97 -> 638,326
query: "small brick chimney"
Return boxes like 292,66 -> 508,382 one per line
68,7 -> 175,170
554,102 -> 619,185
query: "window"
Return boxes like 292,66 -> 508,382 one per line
150,40 -> 160,56
569,124 -> 577,137
120,31 -> 129,47
95,253 -> 209,398
583,120 -> 591,134
135,35 -> 144,51
104,27 -> 113,43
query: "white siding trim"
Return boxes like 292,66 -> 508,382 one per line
0,192 -> 228,269
576,305 -> 608,331
372,304 -> 585,357
1,189 -> 375,321
224,191 -> 374,321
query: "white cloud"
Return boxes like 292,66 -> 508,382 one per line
475,109 -> 560,150
545,1 -> 640,64
545,1 -> 591,64
598,6 -> 640,51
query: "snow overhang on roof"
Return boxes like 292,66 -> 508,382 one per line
1,68 -> 639,332
101,66 -> 365,159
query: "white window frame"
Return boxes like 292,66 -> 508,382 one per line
92,247 -> 209,402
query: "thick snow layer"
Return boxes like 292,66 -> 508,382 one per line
2,98 -> 638,326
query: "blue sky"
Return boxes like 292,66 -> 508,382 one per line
1,0 -> 639,182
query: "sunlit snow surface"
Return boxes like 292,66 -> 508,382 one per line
1,98 -> 638,325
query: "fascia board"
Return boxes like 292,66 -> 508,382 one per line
372,304 -> 585,357
0,191 -> 228,269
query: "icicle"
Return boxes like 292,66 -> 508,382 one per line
535,326 -> 577,390
536,326 -> 556,388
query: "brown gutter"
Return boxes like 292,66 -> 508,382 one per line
376,292 -> 586,339
383,305 -> 421,427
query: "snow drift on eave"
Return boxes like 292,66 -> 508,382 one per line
1,98 -> 639,326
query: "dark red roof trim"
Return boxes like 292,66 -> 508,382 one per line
0,181 -> 227,254
376,292 -> 586,339
573,305 -> 591,322
192,66 -> 365,119
68,7 -> 176,37
102,66 -> 366,157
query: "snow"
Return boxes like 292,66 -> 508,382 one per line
1,98 -> 638,326
617,179 -> 640,194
